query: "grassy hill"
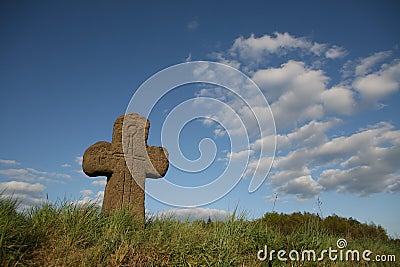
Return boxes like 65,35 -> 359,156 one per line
1,195 -> 398,266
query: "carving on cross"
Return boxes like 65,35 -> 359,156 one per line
82,113 -> 169,220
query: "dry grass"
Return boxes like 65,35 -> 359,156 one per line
1,194 -> 398,266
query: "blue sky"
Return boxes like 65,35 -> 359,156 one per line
1,1 -> 400,236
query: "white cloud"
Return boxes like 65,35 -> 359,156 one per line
266,61 -> 329,129
186,17 -> 199,30
222,34 -> 400,124
201,117 -> 215,126
355,51 -> 391,76
325,45 -> 347,59
185,52 -> 192,62
286,119 -> 341,146
353,61 -> 400,103
320,86 -> 355,115
96,190 -> 104,200
80,189 -> 93,197
157,207 -> 231,222
319,167 -> 399,196
209,52 -> 241,69
230,32 -> 322,62
26,168 -> 72,180
252,60 -> 307,102
227,149 -> 254,161
253,134 -> 281,153
193,87 -> 266,138
278,175 -> 323,200
92,179 -> 107,187
0,181 -> 45,194
0,168 -> 36,181
277,122 -> 395,169
198,32 -> 400,200
213,125 -> 226,137
251,60 -> 357,129
0,159 -> 20,165
234,121 -> 400,201
73,190 -> 104,207
269,121 -> 400,199
253,119 -> 341,153
0,181 -> 46,208
61,163 -> 71,168
220,33 -> 397,122
55,173 -> 72,179
37,176 -> 66,184
317,124 -> 400,195
75,156 -> 83,166
244,156 -> 274,179
310,43 -> 327,56
0,166 -> 72,183
226,32 -> 349,68
388,181 -> 400,193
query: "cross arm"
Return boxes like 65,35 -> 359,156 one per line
146,146 -> 169,178
82,141 -> 113,177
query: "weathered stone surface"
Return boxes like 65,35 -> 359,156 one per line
82,113 -> 168,220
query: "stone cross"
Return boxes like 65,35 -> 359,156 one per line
82,113 -> 169,220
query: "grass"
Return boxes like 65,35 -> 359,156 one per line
1,195 -> 399,266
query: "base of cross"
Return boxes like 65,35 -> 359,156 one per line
82,113 -> 169,221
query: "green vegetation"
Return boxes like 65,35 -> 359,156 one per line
1,195 -> 399,266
